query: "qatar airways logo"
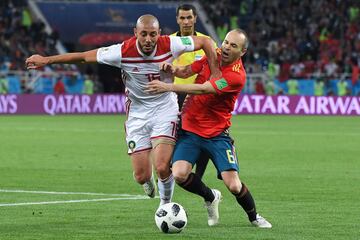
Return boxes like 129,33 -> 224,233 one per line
43,95 -> 126,115
0,95 -> 17,113
1,94 -> 359,116
233,95 -> 360,115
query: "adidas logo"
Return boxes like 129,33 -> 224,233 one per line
132,67 -> 139,72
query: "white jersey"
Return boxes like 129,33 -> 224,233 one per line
97,35 -> 195,118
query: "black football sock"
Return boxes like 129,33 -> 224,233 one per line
233,183 -> 257,221
178,173 -> 214,202
195,154 -> 210,179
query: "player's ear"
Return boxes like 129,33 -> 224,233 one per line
133,28 -> 137,37
159,28 -> 162,35
193,15 -> 197,24
240,48 -> 247,57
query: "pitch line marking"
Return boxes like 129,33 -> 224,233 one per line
0,127 -> 118,133
0,189 -> 158,207
0,197 -> 151,207
0,189 -> 140,197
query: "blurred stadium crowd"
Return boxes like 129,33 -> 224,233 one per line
205,0 -> 360,95
0,0 -> 359,96
0,0 -> 58,71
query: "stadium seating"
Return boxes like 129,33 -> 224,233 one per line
203,0 -> 360,95
0,0 -> 359,95
33,77 -> 53,94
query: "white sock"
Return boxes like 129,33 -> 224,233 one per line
158,174 -> 174,205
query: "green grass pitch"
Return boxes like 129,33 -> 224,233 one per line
0,115 -> 359,240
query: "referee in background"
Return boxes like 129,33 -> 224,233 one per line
171,4 -> 217,179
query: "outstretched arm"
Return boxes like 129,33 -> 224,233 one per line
25,49 -> 98,70
146,80 -> 216,95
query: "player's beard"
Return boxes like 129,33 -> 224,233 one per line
141,43 -> 155,55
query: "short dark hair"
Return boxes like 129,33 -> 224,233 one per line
176,4 -> 197,16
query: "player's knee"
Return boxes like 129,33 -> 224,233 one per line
172,169 -> 190,184
227,181 -> 242,194
154,163 -> 170,179
173,173 -> 188,184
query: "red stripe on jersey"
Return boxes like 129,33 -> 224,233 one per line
123,122 -> 127,137
156,36 -> 171,56
121,54 -> 173,63
128,147 -> 152,155
171,121 -> 177,137
121,36 -> 139,58
125,98 -> 131,119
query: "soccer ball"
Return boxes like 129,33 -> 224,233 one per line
155,202 -> 187,233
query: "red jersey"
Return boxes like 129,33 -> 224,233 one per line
181,52 -> 246,138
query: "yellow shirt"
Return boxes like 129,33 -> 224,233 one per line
171,31 -> 216,84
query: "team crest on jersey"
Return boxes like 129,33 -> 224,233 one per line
128,140 -> 136,151
232,63 -> 242,73
215,78 -> 228,90
180,37 -> 192,45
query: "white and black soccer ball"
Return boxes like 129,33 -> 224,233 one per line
155,202 -> 187,233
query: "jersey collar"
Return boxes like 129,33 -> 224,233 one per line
135,39 -> 157,58
220,57 -> 242,71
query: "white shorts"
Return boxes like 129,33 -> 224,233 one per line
125,105 -> 179,154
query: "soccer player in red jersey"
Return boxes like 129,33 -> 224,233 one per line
147,29 -> 272,228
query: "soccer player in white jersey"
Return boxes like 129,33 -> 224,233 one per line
25,14 -> 221,205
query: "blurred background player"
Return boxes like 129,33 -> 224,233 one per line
147,29 -> 272,228
25,14 -> 220,206
172,4 -> 217,179
0,74 -> 8,94
82,75 -> 94,95
54,77 -> 66,94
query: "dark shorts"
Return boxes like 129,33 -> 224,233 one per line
172,130 -> 239,179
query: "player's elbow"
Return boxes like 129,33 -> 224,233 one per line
83,54 -> 93,63
194,36 -> 212,51
83,50 -> 98,63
